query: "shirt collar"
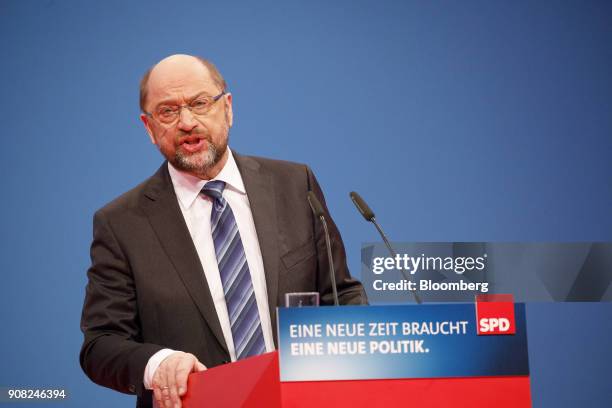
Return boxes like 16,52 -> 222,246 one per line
168,148 -> 246,210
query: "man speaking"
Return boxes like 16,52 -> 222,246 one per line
79,54 -> 366,408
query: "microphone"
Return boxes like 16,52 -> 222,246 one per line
307,191 -> 340,306
349,191 -> 422,304
350,191 -> 375,221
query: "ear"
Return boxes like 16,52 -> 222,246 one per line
140,114 -> 157,145
225,93 -> 233,127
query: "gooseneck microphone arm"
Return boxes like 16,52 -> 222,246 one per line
349,191 -> 422,304
307,191 -> 340,306
372,218 -> 396,258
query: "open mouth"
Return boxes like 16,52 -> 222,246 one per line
179,136 -> 207,153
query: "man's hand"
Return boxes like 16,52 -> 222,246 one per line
152,351 -> 206,408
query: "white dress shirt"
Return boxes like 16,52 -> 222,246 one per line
143,148 -> 275,390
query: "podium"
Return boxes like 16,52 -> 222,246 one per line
182,351 -> 530,407
183,302 -> 531,407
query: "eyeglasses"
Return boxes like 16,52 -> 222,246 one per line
144,91 -> 227,124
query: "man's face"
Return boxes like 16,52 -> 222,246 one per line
140,56 -> 233,178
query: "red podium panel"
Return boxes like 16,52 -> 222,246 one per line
282,376 -> 531,408
183,352 -> 281,408
182,352 -> 531,408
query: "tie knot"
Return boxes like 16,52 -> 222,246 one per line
201,180 -> 226,203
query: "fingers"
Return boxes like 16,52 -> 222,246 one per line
153,356 -> 172,408
153,385 -> 164,408
167,362 -> 180,407
174,355 -> 194,397
152,352 -> 205,408
177,360 -> 207,397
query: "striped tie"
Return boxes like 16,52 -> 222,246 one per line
201,180 -> 266,360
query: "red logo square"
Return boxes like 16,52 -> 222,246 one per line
475,294 -> 516,335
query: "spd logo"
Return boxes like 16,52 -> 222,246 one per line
475,294 -> 516,335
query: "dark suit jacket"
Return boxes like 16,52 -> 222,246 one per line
79,153 -> 366,407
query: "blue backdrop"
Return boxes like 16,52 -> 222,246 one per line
0,1 -> 610,407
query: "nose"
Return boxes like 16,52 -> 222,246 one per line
177,106 -> 198,131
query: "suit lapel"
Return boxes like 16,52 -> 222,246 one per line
141,163 -> 229,355
234,153 -> 280,345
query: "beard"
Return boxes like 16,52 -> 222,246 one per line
171,136 -> 228,177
